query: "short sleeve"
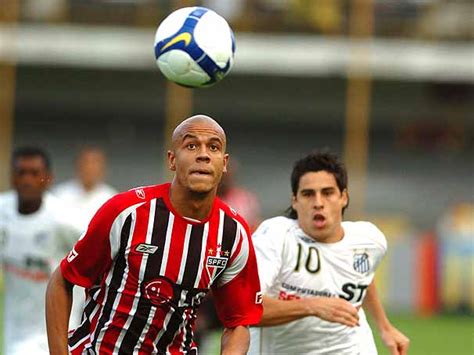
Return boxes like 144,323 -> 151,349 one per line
212,222 -> 263,328
60,195 -> 135,288
251,217 -> 286,294
364,222 -> 388,271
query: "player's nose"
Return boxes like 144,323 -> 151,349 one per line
196,148 -> 211,162
313,193 -> 324,208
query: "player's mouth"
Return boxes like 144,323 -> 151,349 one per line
190,169 -> 213,177
313,214 -> 326,228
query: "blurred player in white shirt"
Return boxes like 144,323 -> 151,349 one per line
248,151 -> 409,355
53,146 -> 117,228
53,146 -> 117,327
0,147 -> 81,355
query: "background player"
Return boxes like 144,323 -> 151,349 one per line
248,151 -> 409,354
0,147 -> 81,355
53,145 -> 117,328
53,145 -> 117,229
46,115 -> 263,354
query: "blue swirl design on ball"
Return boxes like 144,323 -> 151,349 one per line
155,7 -> 235,86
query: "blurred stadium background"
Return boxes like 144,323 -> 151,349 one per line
0,0 -> 472,354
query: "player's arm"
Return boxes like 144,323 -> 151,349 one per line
213,221 -> 263,353
251,218 -> 359,328
220,326 -> 250,355
46,194 -> 126,353
45,267 -> 74,355
363,282 -> 410,355
260,295 -> 360,327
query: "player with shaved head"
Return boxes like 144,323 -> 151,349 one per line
46,115 -> 263,354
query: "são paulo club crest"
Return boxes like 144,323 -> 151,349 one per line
206,244 -> 229,284
353,252 -> 370,274
143,277 -> 175,307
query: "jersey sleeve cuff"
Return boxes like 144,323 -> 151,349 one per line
221,308 -> 263,328
60,258 -> 94,289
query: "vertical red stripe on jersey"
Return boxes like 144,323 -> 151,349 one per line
98,202 -> 150,352
163,217 -> 187,282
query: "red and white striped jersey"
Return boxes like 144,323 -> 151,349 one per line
60,183 -> 262,354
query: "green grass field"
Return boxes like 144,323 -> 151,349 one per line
198,314 -> 474,354
372,314 -> 474,355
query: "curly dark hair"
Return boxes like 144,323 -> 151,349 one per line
286,150 -> 348,219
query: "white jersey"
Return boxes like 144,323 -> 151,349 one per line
53,179 -> 117,229
0,191 -> 81,355
248,216 -> 387,355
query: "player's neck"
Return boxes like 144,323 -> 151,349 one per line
17,197 -> 42,215
169,184 -> 215,221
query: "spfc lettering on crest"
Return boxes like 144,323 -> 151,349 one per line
353,253 -> 370,273
206,255 -> 228,284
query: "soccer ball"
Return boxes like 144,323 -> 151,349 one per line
154,7 -> 235,88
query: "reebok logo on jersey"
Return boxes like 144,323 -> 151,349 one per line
135,188 -> 146,199
67,248 -> 78,262
135,243 -> 159,254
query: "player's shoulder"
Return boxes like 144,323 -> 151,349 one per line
259,216 -> 296,230
253,216 -> 297,241
43,191 -> 67,208
343,221 -> 387,250
43,192 -> 83,230
81,184 -> 158,222
120,184 -> 165,204
0,191 -> 16,219
100,183 -> 118,196
53,180 -> 79,195
0,190 -> 15,206
43,192 -> 76,215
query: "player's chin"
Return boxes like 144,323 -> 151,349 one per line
18,190 -> 42,202
187,180 -> 216,194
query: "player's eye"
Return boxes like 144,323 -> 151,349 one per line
209,144 -> 219,152
322,189 -> 335,196
187,143 -> 197,150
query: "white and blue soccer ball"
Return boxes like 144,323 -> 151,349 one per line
154,7 -> 235,88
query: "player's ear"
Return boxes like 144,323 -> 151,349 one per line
291,194 -> 297,210
167,150 -> 176,171
222,153 -> 229,173
341,188 -> 349,208
44,172 -> 53,188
